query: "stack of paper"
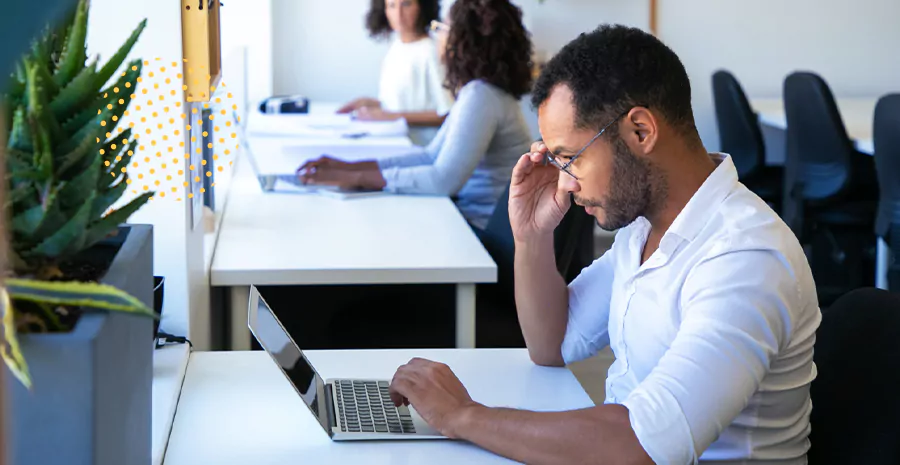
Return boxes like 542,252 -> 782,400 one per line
246,136 -> 424,176
246,111 -> 410,139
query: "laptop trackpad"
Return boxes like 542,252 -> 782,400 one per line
408,406 -> 444,437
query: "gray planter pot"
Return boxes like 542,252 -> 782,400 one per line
5,224 -> 154,465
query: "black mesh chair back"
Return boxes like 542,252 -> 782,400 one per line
874,94 -> 900,238
873,94 -> 900,291
783,72 -> 855,203
712,70 -> 765,178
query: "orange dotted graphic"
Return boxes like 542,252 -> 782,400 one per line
98,57 -> 241,202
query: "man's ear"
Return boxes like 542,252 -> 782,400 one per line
621,107 -> 658,155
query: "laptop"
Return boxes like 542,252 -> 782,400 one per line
246,285 -> 446,440
241,133 -> 386,199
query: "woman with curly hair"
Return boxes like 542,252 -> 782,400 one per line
337,0 -> 453,133
302,0 -> 534,229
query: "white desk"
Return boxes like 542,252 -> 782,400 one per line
163,349 -> 595,465
211,156 -> 497,349
151,344 -> 191,465
750,97 -> 875,155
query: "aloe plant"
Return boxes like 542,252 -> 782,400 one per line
1,0 -> 157,387
5,0 -> 153,279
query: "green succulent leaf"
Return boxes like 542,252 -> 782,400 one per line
30,49 -> 60,99
56,125 -> 101,178
6,183 -> 36,210
92,176 -> 129,218
12,205 -> 47,238
1,287 -> 31,390
54,0 -> 89,87
93,19 -> 146,93
28,120 -> 54,180
52,59 -> 98,125
84,191 -> 152,247
6,148 -> 44,187
7,106 -> 32,152
5,278 -> 156,318
7,77 -> 26,111
50,4 -> 77,65
24,61 -> 62,147
28,190 -> 96,259
26,187 -> 67,250
59,152 -> 100,212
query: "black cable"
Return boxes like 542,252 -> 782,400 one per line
156,331 -> 194,349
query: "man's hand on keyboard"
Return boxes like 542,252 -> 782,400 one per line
388,358 -> 481,439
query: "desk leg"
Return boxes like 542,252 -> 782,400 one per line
456,284 -> 476,348
876,237 -> 890,290
230,286 -> 251,350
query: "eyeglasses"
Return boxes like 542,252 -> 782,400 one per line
430,20 -> 450,34
545,109 -> 632,180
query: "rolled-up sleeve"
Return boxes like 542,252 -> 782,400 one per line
621,249 -> 796,464
379,82 -> 499,196
560,233 -> 621,365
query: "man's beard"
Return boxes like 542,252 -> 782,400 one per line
575,135 -> 664,231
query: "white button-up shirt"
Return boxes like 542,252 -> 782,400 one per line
562,154 -> 821,464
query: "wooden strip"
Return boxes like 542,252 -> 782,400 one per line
650,0 -> 658,35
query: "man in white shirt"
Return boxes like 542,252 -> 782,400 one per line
387,24 -> 821,464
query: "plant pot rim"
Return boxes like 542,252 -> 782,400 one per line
13,223 -> 153,343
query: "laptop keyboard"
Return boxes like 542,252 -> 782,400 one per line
335,380 -> 416,434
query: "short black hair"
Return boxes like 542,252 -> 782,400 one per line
365,0 -> 440,40
532,24 -> 698,140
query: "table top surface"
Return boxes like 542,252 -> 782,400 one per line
151,344 -> 190,465
210,155 -> 496,286
163,349 -> 595,465
750,97 -> 876,154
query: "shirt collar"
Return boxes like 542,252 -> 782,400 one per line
664,153 -> 738,246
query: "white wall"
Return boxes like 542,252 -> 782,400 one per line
272,0 -> 647,104
220,0 -> 273,111
661,0 -> 900,149
271,0 -> 900,149
272,0 -> 389,102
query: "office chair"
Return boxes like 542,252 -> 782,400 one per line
711,70 -> 782,209
874,94 -> 900,292
807,287 -> 900,465
475,182 -> 594,348
781,72 -> 878,304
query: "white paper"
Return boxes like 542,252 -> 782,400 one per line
265,176 -> 385,200
246,136 -> 425,176
247,111 -> 410,138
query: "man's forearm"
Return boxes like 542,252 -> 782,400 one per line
450,403 -> 651,465
514,235 -> 569,366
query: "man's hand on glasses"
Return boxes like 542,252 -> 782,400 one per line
508,141 -> 572,244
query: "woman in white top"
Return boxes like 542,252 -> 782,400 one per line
338,0 -> 453,130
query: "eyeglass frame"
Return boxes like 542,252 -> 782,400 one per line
430,20 -> 450,33
545,107 -> 643,179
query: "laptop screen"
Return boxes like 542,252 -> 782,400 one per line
247,286 -> 331,433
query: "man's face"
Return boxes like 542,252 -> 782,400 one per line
537,84 -> 658,231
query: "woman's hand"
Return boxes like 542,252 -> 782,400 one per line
298,163 -> 386,191
337,97 -> 380,114
297,156 -> 379,173
354,106 -> 402,121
